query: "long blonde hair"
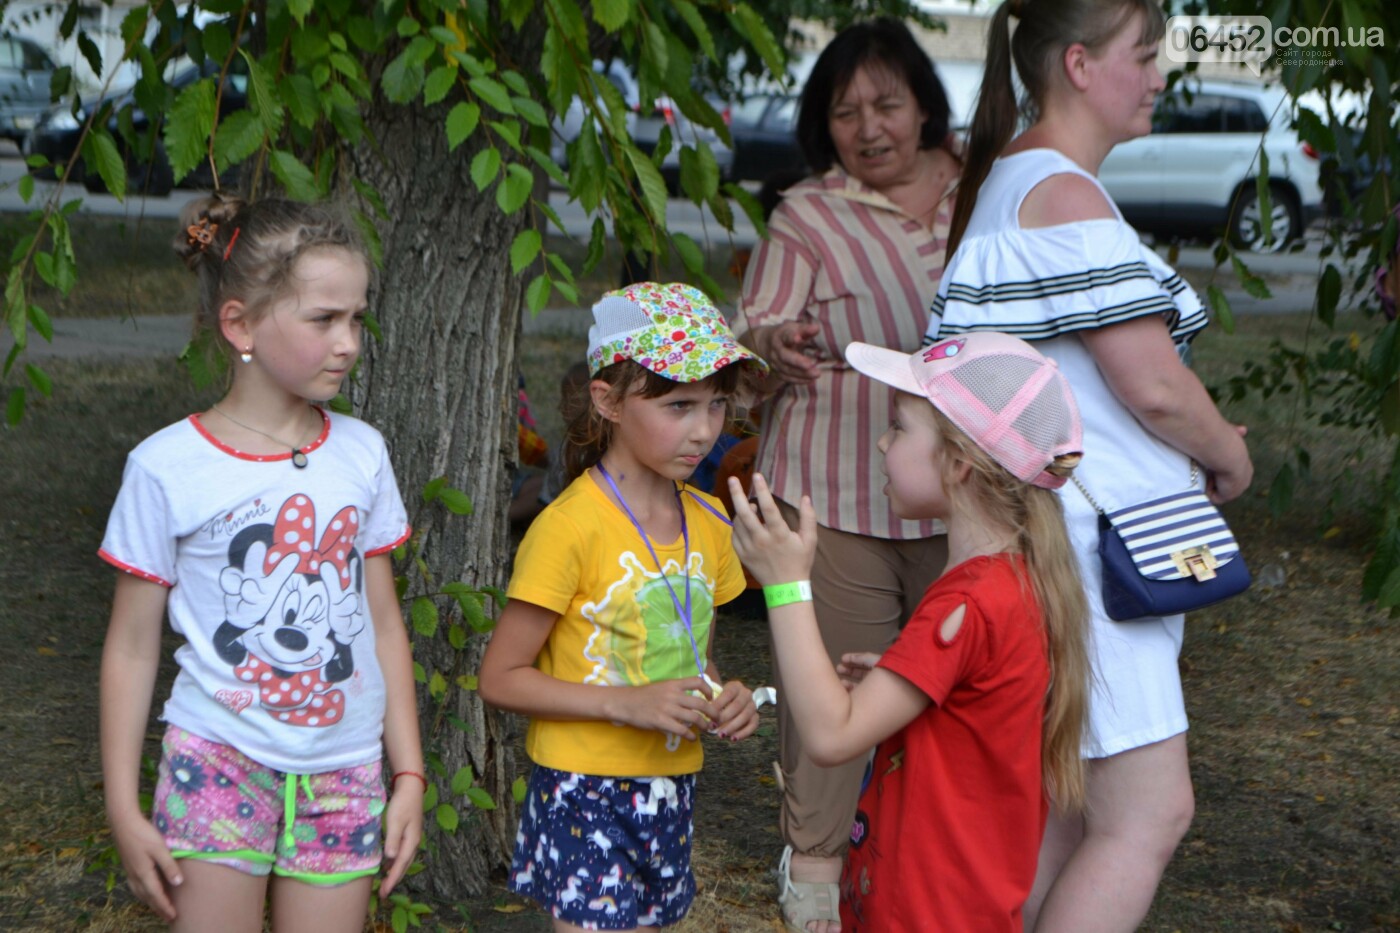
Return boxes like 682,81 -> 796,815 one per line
934,407 -> 1090,811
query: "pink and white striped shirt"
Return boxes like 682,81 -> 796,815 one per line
737,166 -> 952,539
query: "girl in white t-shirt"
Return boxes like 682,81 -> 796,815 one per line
99,194 -> 423,931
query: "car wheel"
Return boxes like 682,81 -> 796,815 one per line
1229,184 -> 1301,253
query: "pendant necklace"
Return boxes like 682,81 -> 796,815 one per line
210,404 -> 315,468
595,460 -> 706,679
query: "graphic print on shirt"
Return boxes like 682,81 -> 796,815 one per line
212,494 -> 365,728
580,551 -> 714,752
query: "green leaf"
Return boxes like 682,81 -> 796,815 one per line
24,154 -> 48,169
673,233 -> 705,276
499,70 -> 530,97
421,781 -> 438,811
25,363 -> 52,398
396,15 -> 421,38
671,0 -> 717,62
392,905 -> 408,933
423,65 -> 456,106
269,150 -> 319,201
1229,255 -> 1272,300
592,0 -> 632,30
455,674 -> 479,692
625,146 -> 668,226
27,304 -> 52,342
382,47 -> 426,104
213,110 -> 265,170
465,787 -> 496,810
33,251 -> 53,287
510,229 -> 542,274
81,129 -> 126,201
468,76 -> 513,114
76,30 -> 103,78
411,596 -> 439,637
678,142 -> 720,202
460,592 -> 491,634
428,670 -> 447,700
525,273 -> 551,314
450,766 -> 474,796
511,96 -> 548,128
1377,566 -> 1400,608
728,2 -> 784,77
512,776 -> 528,804
486,119 -> 522,153
280,74 -> 319,129
447,623 -> 467,650
724,183 -> 767,239
1254,149 -> 1273,248
435,803 -> 459,832
481,584 -> 508,610
17,173 -> 33,203
164,78 -> 217,182
438,486 -> 474,515
445,101 -> 480,151
1316,263 -> 1341,328
422,475 -> 446,502
583,217 -> 606,274
470,147 -> 501,191
287,0 -> 313,23
1205,284 -> 1235,334
238,51 -> 285,137
496,163 -> 533,215
5,388 -> 24,426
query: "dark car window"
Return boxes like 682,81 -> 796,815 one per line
730,96 -> 771,129
770,97 -> 797,130
1154,93 -> 1227,134
1223,96 -> 1268,133
20,40 -> 52,71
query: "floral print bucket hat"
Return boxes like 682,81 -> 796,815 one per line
586,282 -> 769,381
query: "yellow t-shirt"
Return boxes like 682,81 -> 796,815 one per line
507,472 -> 746,777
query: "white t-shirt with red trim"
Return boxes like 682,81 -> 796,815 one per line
100,409 -> 411,774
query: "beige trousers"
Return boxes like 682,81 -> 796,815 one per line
772,499 -> 948,858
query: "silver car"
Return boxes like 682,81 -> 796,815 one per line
0,35 -> 57,144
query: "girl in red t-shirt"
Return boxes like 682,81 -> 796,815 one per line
731,332 -> 1091,931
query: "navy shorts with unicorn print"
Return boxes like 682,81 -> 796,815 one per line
509,765 -> 696,928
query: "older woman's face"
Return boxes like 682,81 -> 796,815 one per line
828,63 -> 927,191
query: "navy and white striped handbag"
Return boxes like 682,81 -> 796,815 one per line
1073,473 -> 1252,621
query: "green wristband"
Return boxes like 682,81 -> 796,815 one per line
763,580 -> 813,609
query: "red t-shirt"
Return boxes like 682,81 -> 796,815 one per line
841,555 -> 1050,932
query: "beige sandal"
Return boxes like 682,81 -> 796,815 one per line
777,845 -> 841,933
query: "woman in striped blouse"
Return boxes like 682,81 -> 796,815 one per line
734,19 -> 959,933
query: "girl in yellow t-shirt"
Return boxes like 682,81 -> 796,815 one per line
479,282 -> 767,931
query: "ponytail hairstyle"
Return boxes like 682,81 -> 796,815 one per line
932,406 -> 1090,811
173,193 -> 370,362
561,360 -> 764,485
946,0 -> 1166,259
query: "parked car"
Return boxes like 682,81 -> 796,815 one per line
0,35 -> 58,144
25,56 -> 248,196
1099,79 -> 1324,251
550,60 -> 732,194
728,93 -> 803,184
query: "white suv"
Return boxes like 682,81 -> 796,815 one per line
1099,79 -> 1324,252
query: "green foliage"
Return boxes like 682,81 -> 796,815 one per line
1197,0 -> 1400,613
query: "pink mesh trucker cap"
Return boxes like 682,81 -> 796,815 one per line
845,333 -> 1083,489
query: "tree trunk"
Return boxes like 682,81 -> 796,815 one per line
346,24 -> 541,896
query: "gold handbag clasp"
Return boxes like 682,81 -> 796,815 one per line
1172,545 -> 1218,582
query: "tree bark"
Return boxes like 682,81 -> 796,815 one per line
346,21 -> 542,896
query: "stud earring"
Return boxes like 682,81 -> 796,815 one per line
240,348 -> 253,364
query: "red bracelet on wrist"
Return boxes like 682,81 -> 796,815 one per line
391,770 -> 428,791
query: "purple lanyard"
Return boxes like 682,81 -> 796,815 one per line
595,461 -> 706,679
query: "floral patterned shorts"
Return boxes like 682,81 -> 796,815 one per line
152,726 -> 384,884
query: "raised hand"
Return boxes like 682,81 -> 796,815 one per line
727,473 -> 817,587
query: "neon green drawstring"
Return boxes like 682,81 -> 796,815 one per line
282,773 -> 315,854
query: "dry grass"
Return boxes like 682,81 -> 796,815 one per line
0,275 -> 1396,931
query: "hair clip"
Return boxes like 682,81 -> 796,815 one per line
223,227 -> 241,261
186,217 -> 219,250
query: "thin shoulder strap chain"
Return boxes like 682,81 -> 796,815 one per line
1070,462 -> 1200,516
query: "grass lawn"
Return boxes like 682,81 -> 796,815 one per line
0,216 -> 1396,931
